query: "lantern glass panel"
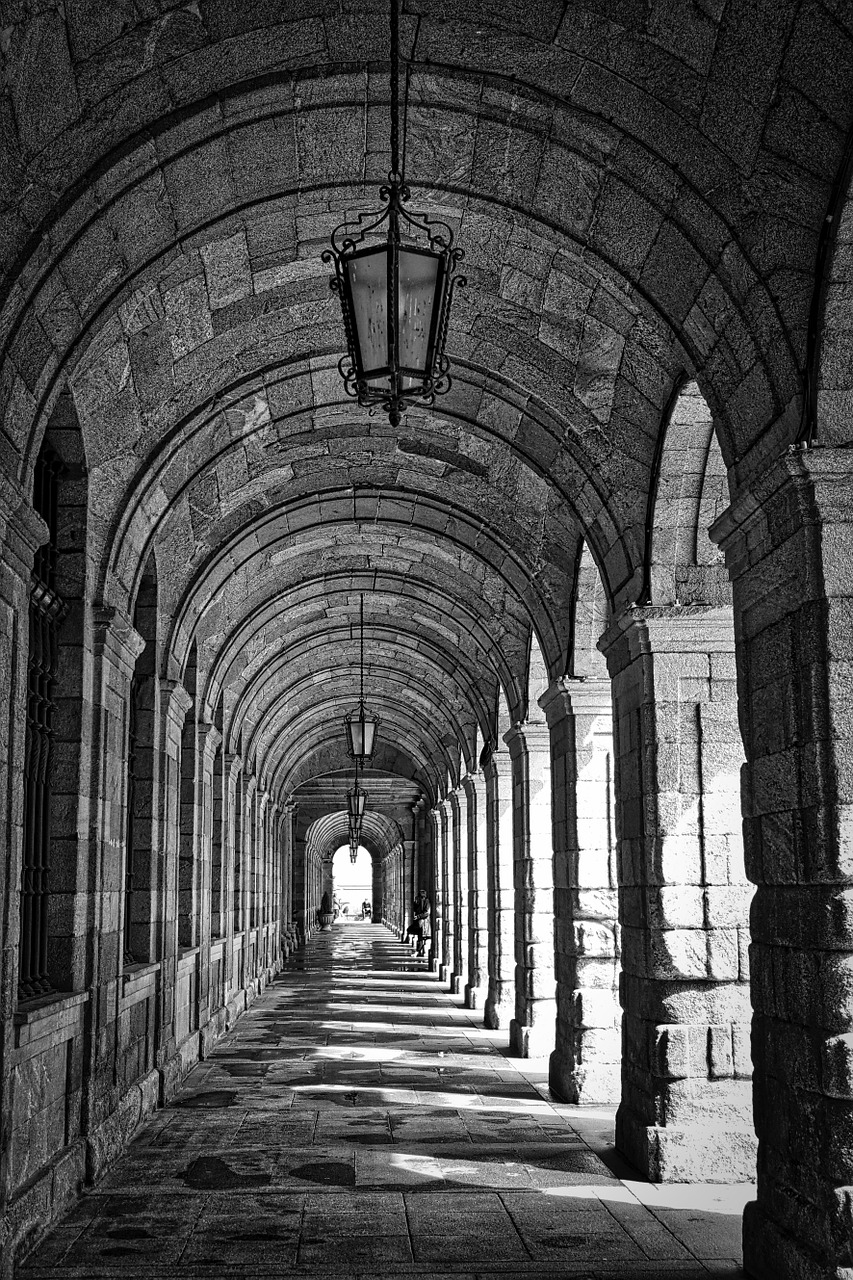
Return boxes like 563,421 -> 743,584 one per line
347,788 -> 367,821
346,705 -> 378,759
398,248 -> 440,380
361,710 -> 377,758
347,248 -> 387,379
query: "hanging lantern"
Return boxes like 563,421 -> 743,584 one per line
344,593 -> 380,762
347,784 -> 368,824
322,0 -> 464,428
349,837 -> 359,865
345,702 -> 379,762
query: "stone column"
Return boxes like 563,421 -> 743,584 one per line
438,801 -> 453,983
372,843 -> 383,923
710,449 -> 853,1278
600,603 -> 753,1183
153,678 -> 192,1090
402,825 -> 416,942
195,722 -> 221,1038
541,678 -> 620,1104
222,753 -> 241,999
282,799 -> 296,943
257,791 -> 270,967
429,809 -> 443,973
242,774 -> 256,980
292,816 -> 310,941
505,721 -> 557,1058
462,772 -> 488,1009
449,786 -> 469,995
77,608 -> 145,1129
410,802 -> 421,904
415,798 -> 430,898
0,478 -> 47,1222
483,747 -> 515,1028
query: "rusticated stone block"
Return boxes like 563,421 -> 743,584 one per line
86,1067 -> 158,1183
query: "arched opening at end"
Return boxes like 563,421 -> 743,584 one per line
331,844 -> 374,921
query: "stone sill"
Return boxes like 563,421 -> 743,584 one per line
13,989 -> 89,1054
232,931 -> 244,952
177,946 -> 199,976
210,937 -> 225,962
121,961 -> 160,1006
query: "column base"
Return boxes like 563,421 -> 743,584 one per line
484,992 -> 514,1030
548,1048 -> 619,1104
439,964 -> 451,983
616,1103 -> 757,1182
464,984 -> 484,1009
509,1017 -> 554,1059
742,1199 -> 839,1280
450,972 -> 463,995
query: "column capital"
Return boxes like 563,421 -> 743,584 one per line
482,746 -> 512,782
461,771 -> 485,801
598,603 -> 735,677
244,773 -> 258,799
197,721 -> 222,761
159,677 -> 193,730
225,751 -> 243,781
503,719 -> 551,758
712,444 -> 853,575
539,675 -> 612,723
93,603 -> 146,675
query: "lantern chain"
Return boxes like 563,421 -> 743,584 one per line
390,0 -> 400,181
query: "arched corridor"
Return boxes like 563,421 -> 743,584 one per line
20,925 -> 748,1277
2,4 -> 853,1279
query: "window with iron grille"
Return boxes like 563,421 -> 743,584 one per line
19,448 -> 65,1002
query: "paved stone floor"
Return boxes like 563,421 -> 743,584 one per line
21,926 -> 751,1278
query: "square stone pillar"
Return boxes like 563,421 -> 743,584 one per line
0,477 -> 47,1028
153,678 -> 192,1086
195,722 -> 221,1033
462,772 -> 488,1009
541,678 -> 621,1104
712,449 -> 853,1279
505,722 -> 557,1058
241,774 -> 256,977
79,607 -> 146,1127
222,753 -> 241,998
437,801 -> 454,983
281,799 -> 296,952
292,812 -> 312,942
429,809 -> 443,973
483,747 -> 515,1028
449,787 -> 469,995
415,798 -> 431,904
600,604 -> 754,1182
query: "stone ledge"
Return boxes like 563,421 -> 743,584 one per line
13,990 -> 89,1055
121,961 -> 160,1007
176,946 -> 199,976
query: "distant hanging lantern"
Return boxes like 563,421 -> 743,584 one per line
347,784 -> 368,825
322,0 -> 465,428
344,593 -> 380,763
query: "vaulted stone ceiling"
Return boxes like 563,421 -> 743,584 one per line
2,0 -> 850,836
